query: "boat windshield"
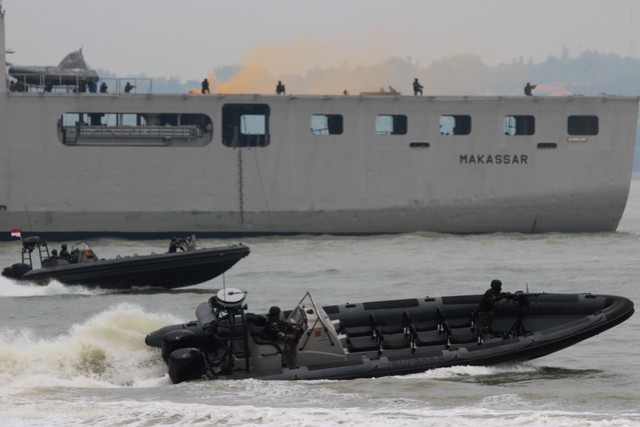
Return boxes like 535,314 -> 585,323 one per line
70,241 -> 98,263
288,292 -> 335,335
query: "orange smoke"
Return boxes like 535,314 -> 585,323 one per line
205,36 -> 497,96
215,39 -> 325,94
213,37 -> 419,96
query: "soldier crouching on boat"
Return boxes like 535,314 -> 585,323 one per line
477,279 -> 512,337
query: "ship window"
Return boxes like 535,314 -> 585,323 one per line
58,112 -> 213,146
504,115 -> 535,135
311,114 -> 343,135
376,115 -> 407,135
439,115 -> 471,135
222,104 -> 270,147
568,115 -> 598,135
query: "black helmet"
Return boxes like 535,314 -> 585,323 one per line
268,306 -> 281,316
491,279 -> 502,291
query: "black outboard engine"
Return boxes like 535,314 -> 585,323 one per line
161,329 -> 199,363
168,348 -> 205,383
163,288 -> 249,383
2,263 -> 32,279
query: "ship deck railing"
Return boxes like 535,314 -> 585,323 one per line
8,76 -> 154,95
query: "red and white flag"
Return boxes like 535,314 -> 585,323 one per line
10,228 -> 21,238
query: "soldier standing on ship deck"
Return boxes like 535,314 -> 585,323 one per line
413,78 -> 423,95
276,80 -> 286,95
201,78 -> 210,94
524,82 -> 537,96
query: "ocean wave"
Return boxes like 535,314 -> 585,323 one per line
1,400 -> 638,427
0,303 -> 181,393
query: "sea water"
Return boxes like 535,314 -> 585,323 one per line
1,182 -> 640,426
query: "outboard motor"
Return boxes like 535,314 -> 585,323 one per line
2,263 -> 32,279
161,329 -> 199,363
168,348 -> 205,384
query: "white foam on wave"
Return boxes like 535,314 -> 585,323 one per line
0,303 -> 181,395
2,399 -> 637,427
0,276 -> 101,297
399,363 -> 539,379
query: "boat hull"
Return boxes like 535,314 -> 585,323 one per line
6,244 -> 250,289
146,292 -> 634,382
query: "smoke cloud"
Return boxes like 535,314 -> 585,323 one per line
214,37 -> 427,96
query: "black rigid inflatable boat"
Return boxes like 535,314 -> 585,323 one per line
2,236 -> 250,290
146,287 -> 634,383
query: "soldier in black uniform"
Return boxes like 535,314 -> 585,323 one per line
477,279 -> 512,336
413,78 -> 424,95
201,78 -> 210,94
524,82 -> 537,96
59,243 -> 71,260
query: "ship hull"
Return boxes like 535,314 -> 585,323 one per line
0,191 -> 630,236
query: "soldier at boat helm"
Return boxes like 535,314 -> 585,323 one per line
264,306 -> 298,340
264,306 -> 300,368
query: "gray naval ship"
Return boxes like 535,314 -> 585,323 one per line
0,4 -> 638,239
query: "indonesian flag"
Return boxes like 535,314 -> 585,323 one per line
10,228 -> 21,238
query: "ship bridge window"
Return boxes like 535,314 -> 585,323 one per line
439,115 -> 471,135
376,115 -> 407,135
504,115 -> 535,135
57,112 -> 213,147
222,104 -> 270,147
568,115 -> 598,135
311,114 -> 343,135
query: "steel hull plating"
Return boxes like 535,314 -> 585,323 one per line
1,94 -> 637,237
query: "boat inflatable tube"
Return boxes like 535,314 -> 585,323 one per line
168,348 -> 205,384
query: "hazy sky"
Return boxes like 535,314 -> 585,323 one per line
3,0 -> 640,82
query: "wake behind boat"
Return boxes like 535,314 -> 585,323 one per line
2,236 -> 250,290
145,287 -> 634,383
